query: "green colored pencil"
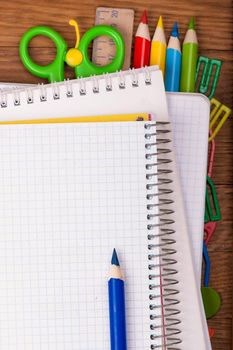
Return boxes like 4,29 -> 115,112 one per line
180,17 -> 198,92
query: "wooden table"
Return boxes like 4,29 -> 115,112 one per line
0,0 -> 232,349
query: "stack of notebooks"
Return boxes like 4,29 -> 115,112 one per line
0,67 -> 211,349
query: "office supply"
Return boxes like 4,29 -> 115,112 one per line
180,17 -> 198,92
204,221 -> 217,245
0,68 -> 211,349
203,242 -> 210,287
208,136 -> 215,177
0,120 -> 210,349
93,7 -> 134,70
0,68 -> 168,120
108,249 -> 127,350
133,11 -> 151,68
0,71 -> 210,281
20,20 -> 124,82
208,327 -> 215,338
0,113 -> 152,125
202,244 -> 221,319
150,16 -> 166,75
209,97 -> 232,141
205,175 -> 221,223
165,22 -> 181,91
166,92 -> 209,280
196,56 -> 222,99
201,287 -> 221,319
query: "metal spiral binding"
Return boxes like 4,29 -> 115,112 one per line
0,67 -> 182,348
145,121 -> 182,350
0,67 -> 155,108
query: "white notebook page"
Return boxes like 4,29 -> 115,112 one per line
0,78 -> 209,280
0,69 -> 211,349
0,122 -> 155,350
167,93 -> 209,280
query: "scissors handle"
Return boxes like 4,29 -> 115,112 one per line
19,26 -> 67,83
76,25 -> 125,78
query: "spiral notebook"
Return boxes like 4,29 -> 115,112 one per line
0,68 -> 211,349
0,73 -> 210,280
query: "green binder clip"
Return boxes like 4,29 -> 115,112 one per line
196,56 -> 222,99
204,175 -> 221,223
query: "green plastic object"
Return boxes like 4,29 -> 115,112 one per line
180,17 -> 198,93
180,42 -> 198,92
19,26 -> 67,83
205,175 -> 221,223
204,206 -> 208,223
74,25 -> 125,78
201,287 -> 221,319
19,24 -> 125,83
196,56 -> 222,99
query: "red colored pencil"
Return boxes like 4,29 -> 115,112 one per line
133,10 -> 151,68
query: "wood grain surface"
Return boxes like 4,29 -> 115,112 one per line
0,0 -> 232,349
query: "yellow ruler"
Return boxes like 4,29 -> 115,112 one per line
92,7 -> 134,70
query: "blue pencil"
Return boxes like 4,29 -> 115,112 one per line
165,22 -> 181,92
108,249 -> 127,350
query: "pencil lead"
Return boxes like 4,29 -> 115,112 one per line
171,22 -> 179,38
188,16 -> 195,30
140,10 -> 148,24
157,16 -> 164,29
111,248 -> 120,266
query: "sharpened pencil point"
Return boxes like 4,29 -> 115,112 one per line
157,16 -> 164,29
111,249 -> 120,266
171,22 -> 179,38
188,16 -> 195,30
140,10 -> 148,24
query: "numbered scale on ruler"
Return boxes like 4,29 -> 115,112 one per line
92,7 -> 134,70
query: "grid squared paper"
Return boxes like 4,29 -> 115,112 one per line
167,94 -> 209,280
0,122 -> 161,350
0,79 -> 210,282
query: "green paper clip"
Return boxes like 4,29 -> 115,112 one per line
209,98 -> 232,141
205,175 -> 221,223
196,56 -> 222,99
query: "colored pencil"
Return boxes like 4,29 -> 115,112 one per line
0,113 -> 151,125
108,249 -> 127,350
133,10 -> 151,68
150,16 -> 166,76
180,17 -> 198,92
165,22 -> 181,92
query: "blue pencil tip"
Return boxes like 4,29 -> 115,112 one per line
111,249 -> 120,266
171,22 -> 179,38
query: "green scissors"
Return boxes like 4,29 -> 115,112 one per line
19,20 -> 125,82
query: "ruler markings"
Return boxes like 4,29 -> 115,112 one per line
92,7 -> 134,70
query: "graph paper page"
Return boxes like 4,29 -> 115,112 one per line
167,93 -> 210,280
0,79 -> 209,281
0,122 -> 156,350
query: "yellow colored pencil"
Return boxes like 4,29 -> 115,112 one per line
150,16 -> 167,76
0,113 -> 151,125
